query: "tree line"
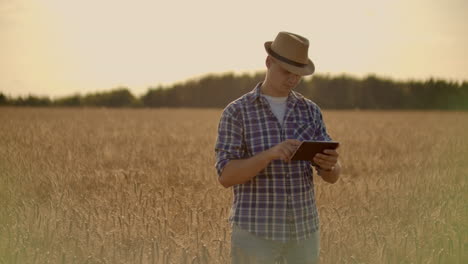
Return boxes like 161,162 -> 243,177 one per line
1,72 -> 467,110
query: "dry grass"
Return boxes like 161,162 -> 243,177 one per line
0,107 -> 467,263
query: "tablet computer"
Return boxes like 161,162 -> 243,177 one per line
291,141 -> 340,166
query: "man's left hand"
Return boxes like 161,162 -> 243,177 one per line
313,149 -> 339,171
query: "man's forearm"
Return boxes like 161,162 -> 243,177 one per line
219,151 -> 273,188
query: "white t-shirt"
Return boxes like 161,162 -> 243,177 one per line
262,94 -> 288,126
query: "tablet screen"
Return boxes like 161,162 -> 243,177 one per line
291,141 -> 339,165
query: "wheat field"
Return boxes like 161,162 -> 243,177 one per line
0,107 -> 467,264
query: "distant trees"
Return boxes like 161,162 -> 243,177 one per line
30,88 -> 138,107
54,94 -> 82,107
141,73 -> 264,108
80,87 -> 138,107
4,95 -> 52,106
139,73 -> 467,110
0,92 -> 6,105
1,73 -> 467,110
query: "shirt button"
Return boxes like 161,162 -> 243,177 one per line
286,173 -> 290,178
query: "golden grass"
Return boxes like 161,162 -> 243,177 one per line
0,107 -> 467,263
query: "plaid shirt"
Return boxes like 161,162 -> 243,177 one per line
215,83 -> 332,242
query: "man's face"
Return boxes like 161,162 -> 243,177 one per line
267,57 -> 302,93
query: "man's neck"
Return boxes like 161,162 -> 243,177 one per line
261,81 -> 289,97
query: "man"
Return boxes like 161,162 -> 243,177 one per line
214,31 -> 341,264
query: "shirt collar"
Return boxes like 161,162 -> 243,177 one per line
248,82 -> 302,104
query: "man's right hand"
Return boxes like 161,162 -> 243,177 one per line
266,139 -> 302,163
219,139 -> 302,188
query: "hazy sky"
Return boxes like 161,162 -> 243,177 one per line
1,0 -> 467,97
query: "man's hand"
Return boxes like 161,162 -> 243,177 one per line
313,149 -> 339,171
313,149 -> 341,183
267,139 -> 302,163
218,139 -> 302,188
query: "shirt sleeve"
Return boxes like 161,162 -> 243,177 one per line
214,105 -> 245,177
313,105 -> 332,141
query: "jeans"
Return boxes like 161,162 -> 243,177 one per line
231,224 -> 320,264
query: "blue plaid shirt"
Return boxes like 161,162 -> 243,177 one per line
215,82 -> 332,242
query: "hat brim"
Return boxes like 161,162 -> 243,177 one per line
264,41 -> 315,76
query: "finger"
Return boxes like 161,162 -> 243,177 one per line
314,160 -> 333,169
276,149 -> 287,162
286,139 -> 302,146
316,153 -> 338,162
280,146 -> 293,156
323,149 -> 339,156
279,148 -> 292,160
287,144 -> 298,154
286,144 -> 298,155
286,146 -> 298,161
313,159 -> 327,169
321,165 -> 334,171
314,159 -> 334,170
316,158 -> 337,167
314,156 -> 336,167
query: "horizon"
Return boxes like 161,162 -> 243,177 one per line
1,70 -> 467,99
2,0 -> 467,98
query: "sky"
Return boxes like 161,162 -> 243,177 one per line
1,0 -> 467,98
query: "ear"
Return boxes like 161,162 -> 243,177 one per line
265,55 -> 272,69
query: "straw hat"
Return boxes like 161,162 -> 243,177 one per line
264,31 -> 315,76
